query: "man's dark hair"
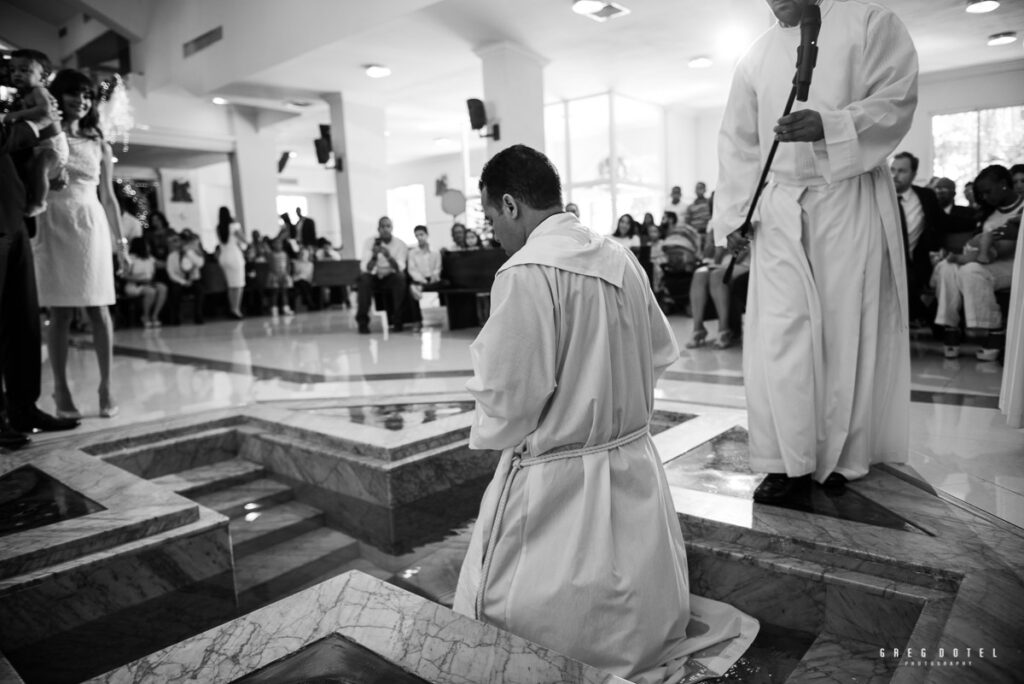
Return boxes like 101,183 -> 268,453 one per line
49,69 -> 103,138
479,144 -> 562,211
414,224 -> 428,234
894,151 -> 919,174
11,49 -> 52,79
975,164 -> 1012,187
1010,163 -> 1024,177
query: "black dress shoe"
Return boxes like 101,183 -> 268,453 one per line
10,407 -> 81,433
0,428 -> 30,450
753,473 -> 812,505
389,324 -> 404,333
822,472 -> 848,488
358,324 -> 371,335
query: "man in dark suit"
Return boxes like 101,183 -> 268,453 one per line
0,93 -> 80,447
295,207 -> 317,247
933,177 -> 978,250
891,151 -> 943,325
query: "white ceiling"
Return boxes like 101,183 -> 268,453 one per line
244,0 -> 1024,166
6,0 -> 1022,167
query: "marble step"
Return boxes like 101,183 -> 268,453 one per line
235,527 -> 361,612
784,631 -> 896,682
230,501 -> 325,558
150,458 -> 266,497
192,478 -> 294,519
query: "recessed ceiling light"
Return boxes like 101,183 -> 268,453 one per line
987,31 -> 1017,46
966,0 -> 1000,13
688,56 -> 713,69
364,64 -> 391,79
572,0 -> 605,14
211,96 -> 229,105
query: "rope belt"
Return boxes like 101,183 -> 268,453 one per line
474,425 -> 650,619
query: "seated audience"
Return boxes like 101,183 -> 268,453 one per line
145,210 -> 172,286
266,236 -> 294,316
891,151 -> 943,325
357,216 -> 408,333
290,247 -> 316,311
446,222 -> 467,252
686,243 -> 750,349
644,222 -> 666,292
165,231 -> 206,325
933,177 -> 978,239
654,231 -> 701,314
611,214 -> 640,248
122,237 -> 167,328
408,225 -> 442,301
464,229 -> 483,250
684,181 -> 712,253
314,237 -> 341,261
1012,164 -> 1024,199
933,165 -> 1021,360
660,211 -> 680,235
119,196 -> 144,242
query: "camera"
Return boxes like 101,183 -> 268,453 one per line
374,238 -> 382,247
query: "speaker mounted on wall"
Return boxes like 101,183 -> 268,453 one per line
466,98 -> 500,141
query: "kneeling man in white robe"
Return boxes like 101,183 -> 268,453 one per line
454,145 -> 757,683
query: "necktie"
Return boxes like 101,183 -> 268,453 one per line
898,195 -> 911,262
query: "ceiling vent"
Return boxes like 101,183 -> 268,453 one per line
573,1 -> 631,23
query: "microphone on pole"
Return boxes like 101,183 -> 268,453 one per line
794,3 -> 821,102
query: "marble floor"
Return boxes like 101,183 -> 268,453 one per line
37,308 -> 1023,530
3,306 -> 1023,683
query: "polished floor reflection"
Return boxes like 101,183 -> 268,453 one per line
43,308 -> 1023,530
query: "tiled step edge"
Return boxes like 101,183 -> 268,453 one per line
150,458 -> 265,497
192,478 -> 293,519
230,501 -> 325,558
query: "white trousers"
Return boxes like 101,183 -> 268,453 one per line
932,258 -> 1014,330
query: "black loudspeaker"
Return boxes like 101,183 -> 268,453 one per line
277,151 -> 290,173
314,137 -> 331,164
467,99 -> 487,131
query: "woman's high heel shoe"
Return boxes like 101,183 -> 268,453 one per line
685,329 -> 708,349
99,389 -> 119,418
53,392 -> 82,420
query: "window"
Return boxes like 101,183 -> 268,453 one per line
933,106 -> 1024,200
386,184 -> 427,246
276,195 -> 309,226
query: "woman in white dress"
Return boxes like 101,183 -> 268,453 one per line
33,69 -> 126,419
215,206 -> 247,318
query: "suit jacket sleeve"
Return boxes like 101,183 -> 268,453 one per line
0,120 -> 39,155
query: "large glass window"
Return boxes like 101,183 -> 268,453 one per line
933,106 -> 1024,201
385,184 -> 426,245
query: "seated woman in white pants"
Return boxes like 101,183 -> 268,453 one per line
933,165 -> 1021,360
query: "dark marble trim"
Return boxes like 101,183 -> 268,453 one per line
106,344 -> 1001,408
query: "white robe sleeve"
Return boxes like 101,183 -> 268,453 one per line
710,60 -> 761,247
813,8 -> 918,183
466,266 -> 557,450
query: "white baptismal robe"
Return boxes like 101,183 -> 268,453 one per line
710,0 -> 917,481
454,213 -> 756,682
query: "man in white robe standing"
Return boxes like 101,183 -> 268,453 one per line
454,145 -> 756,683
710,0 -> 918,504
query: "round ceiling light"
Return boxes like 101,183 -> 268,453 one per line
364,64 -> 392,79
572,1 -> 605,15
987,31 -> 1018,46
966,0 -> 1000,13
688,56 -> 713,69
211,96 -> 229,105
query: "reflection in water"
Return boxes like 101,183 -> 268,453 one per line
0,466 -> 105,537
233,633 -> 430,684
310,402 -> 474,431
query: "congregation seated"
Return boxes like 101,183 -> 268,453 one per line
685,244 -> 750,350
932,165 -> 1020,361
356,216 -> 409,333
653,230 -> 702,315
165,230 -> 206,325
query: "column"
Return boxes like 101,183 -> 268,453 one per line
474,42 -> 547,158
228,106 -> 278,236
322,93 -> 388,259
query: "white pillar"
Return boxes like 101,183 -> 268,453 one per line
322,93 -> 387,259
228,106 -> 278,237
474,41 -> 547,158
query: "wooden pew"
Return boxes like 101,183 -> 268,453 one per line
435,249 -> 507,329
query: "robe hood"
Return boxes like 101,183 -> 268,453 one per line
498,212 -> 627,288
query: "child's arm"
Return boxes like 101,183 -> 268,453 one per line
5,88 -> 50,122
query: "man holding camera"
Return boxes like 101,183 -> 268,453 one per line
356,216 -> 408,333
